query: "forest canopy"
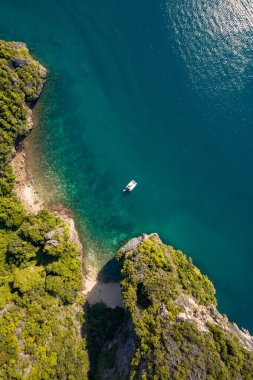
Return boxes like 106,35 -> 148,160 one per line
0,40 -> 89,379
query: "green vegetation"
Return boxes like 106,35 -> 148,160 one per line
0,40 -> 89,379
170,247 -> 217,306
0,40 -> 44,168
117,235 -> 253,380
1,39 -> 253,380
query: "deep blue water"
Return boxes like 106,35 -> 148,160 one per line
1,0 -> 253,330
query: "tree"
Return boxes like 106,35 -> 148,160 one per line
13,266 -> 45,293
7,235 -> 38,265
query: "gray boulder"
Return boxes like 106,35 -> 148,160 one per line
45,240 -> 59,247
10,58 -> 29,68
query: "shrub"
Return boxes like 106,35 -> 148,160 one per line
117,235 -> 253,379
0,40 -> 89,379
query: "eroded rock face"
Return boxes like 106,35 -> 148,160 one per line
122,233 -> 159,254
122,237 -> 142,253
0,304 -> 11,318
12,41 -> 27,49
45,240 -> 59,247
115,234 -> 253,380
45,227 -> 64,240
10,58 -> 29,68
101,320 -> 135,380
176,295 -> 253,350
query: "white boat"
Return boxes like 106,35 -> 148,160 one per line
123,180 -> 137,192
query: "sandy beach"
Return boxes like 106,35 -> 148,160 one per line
11,106 -> 123,309
12,140 -> 45,214
82,267 -> 123,308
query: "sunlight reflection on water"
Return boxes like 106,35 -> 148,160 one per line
166,0 -> 253,94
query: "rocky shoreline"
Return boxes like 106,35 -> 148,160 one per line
12,131 -> 82,249
11,73 -> 123,309
12,135 -> 45,214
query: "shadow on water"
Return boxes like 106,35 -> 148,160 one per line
97,256 -> 122,282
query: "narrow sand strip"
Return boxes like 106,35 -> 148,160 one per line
12,126 -> 123,309
12,144 -> 44,214
83,268 -> 123,308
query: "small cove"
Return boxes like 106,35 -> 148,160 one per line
1,0 -> 253,330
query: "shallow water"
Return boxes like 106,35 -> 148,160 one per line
1,0 -> 253,330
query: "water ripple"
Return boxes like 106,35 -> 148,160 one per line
165,0 -> 253,95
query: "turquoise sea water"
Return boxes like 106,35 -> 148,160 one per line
1,0 -> 253,330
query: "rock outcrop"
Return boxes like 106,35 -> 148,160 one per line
106,234 -> 253,380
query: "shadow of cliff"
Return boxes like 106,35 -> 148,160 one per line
84,257 -> 124,310
86,279 -> 123,309
98,257 -> 122,282
82,257 -> 126,379
83,303 -> 125,380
